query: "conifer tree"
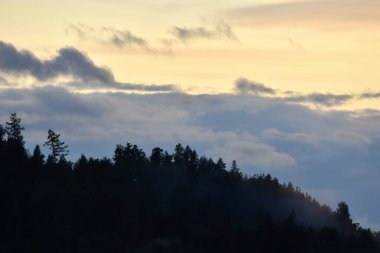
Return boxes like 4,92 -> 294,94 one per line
5,113 -> 25,148
0,124 -> 5,146
44,129 -> 69,163
31,144 -> 45,166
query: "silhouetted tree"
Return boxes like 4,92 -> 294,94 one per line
162,151 -> 173,166
113,142 -> 146,169
230,160 -> 241,178
44,129 -> 69,163
0,124 -> 5,151
5,113 -> 25,146
217,157 -> 226,170
150,147 -> 164,167
174,143 -> 185,165
5,113 -> 26,158
31,144 -> 45,167
336,201 -> 356,233
336,201 -> 350,221
0,124 -> 5,143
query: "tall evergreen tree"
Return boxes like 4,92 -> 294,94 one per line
336,201 -> 350,221
31,144 -> 45,167
217,157 -> 226,170
5,113 -> 25,149
44,129 -> 69,163
0,124 -> 5,148
150,147 -> 164,167
174,143 -> 185,165
0,124 -> 5,142
230,160 -> 242,178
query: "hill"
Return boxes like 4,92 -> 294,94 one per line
0,113 -> 379,253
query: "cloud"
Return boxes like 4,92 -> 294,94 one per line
0,41 -> 176,92
286,93 -> 353,107
261,128 -> 317,145
170,20 -> 238,42
209,138 -> 297,169
67,21 -> 237,53
101,27 -> 148,48
0,75 -> 9,86
226,0 -> 380,30
1,85 -> 380,230
65,23 -> 94,40
334,130 -> 371,144
234,78 -> 275,95
360,92 -> 380,99
233,77 -> 353,107
66,24 -> 150,50
0,40 -> 114,83
66,81 -> 177,92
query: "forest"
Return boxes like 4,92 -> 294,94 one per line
0,113 -> 379,253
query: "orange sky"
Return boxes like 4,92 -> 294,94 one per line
1,0 -> 380,109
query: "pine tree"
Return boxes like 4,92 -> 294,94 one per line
217,157 -> 226,170
231,160 -> 242,178
150,147 -> 164,167
44,129 -> 69,163
31,144 -> 45,166
0,124 -> 5,142
5,113 -> 25,148
0,124 -> 5,147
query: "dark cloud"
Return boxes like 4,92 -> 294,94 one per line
102,27 -> 147,48
234,78 -> 275,95
234,78 -> 354,106
286,93 -> 353,107
66,81 -> 177,92
0,41 -> 176,92
170,20 -> 238,42
0,41 -> 114,83
360,92 -> 380,99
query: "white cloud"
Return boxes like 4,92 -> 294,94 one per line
261,128 -> 317,145
334,130 -> 371,144
208,137 -> 297,169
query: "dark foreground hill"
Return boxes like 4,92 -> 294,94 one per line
0,113 -> 379,253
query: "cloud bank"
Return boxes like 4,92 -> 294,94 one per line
1,85 -> 380,230
1,39 -> 380,230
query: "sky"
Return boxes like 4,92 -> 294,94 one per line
1,0 -> 380,230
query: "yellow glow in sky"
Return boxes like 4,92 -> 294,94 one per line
0,0 -> 380,109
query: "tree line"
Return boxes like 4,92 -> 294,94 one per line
0,113 -> 379,253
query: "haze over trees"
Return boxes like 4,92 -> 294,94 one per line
0,113 -> 379,253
